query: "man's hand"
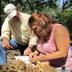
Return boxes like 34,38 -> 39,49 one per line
2,37 -> 10,50
24,47 -> 32,56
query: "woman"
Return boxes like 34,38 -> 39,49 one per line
28,13 -> 72,71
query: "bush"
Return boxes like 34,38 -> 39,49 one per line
57,12 -> 72,40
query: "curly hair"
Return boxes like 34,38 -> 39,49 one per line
28,13 -> 57,42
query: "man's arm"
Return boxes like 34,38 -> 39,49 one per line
2,37 -> 10,49
24,30 -> 38,56
1,17 -> 10,40
1,17 -> 11,49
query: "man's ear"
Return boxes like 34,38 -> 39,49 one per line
16,7 -> 18,15
16,7 -> 18,10
16,7 -> 20,16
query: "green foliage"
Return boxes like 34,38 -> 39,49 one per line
41,6 -> 57,19
62,0 -> 72,12
0,0 -> 72,40
64,8 -> 72,12
1,0 -> 59,24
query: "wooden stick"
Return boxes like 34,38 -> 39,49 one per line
10,45 -> 14,49
0,64 -> 2,69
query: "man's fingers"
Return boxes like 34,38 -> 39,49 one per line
24,48 -> 32,56
24,51 -> 26,56
24,50 -> 28,56
7,45 -> 10,49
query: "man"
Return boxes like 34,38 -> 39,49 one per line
0,3 -> 37,65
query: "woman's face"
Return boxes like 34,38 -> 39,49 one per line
32,25 -> 38,35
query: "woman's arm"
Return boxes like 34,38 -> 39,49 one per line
40,25 -> 70,61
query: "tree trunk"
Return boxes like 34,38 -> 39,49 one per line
62,0 -> 64,12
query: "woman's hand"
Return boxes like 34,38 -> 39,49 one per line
29,52 -> 37,59
29,56 -> 38,63
29,50 -> 40,63
29,56 -> 43,63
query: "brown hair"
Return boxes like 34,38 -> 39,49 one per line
28,13 -> 57,42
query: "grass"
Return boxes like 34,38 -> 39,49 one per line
70,41 -> 72,46
70,41 -> 72,43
